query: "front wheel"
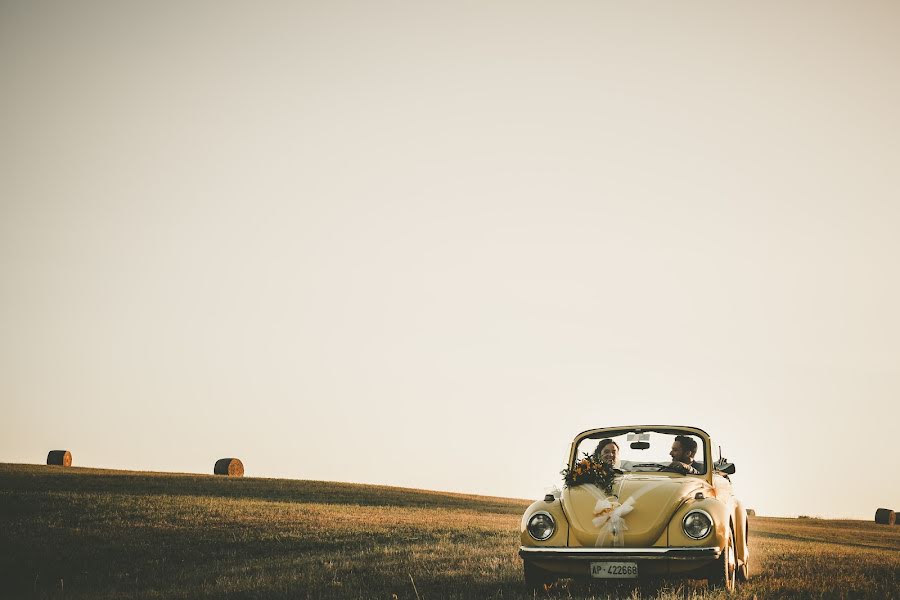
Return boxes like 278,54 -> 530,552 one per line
707,527 -> 737,592
523,561 -> 555,590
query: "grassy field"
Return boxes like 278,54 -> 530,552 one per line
1,463 -> 897,599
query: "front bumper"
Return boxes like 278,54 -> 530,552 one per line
519,546 -> 721,561
520,546 -> 720,577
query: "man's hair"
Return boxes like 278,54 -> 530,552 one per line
594,438 -> 619,455
675,435 -> 698,456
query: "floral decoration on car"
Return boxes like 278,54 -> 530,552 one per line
561,454 -> 618,494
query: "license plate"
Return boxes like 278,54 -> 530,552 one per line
590,561 -> 638,578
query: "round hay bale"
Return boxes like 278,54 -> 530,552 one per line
874,508 -> 895,525
746,508 -> 756,517
46,450 -> 72,467
214,458 -> 244,477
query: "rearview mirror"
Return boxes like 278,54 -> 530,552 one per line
630,441 -> 650,450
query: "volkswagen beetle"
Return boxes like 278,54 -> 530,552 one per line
519,425 -> 749,591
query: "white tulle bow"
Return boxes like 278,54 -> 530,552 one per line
592,495 -> 636,546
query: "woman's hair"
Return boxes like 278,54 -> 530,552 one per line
594,438 -> 619,456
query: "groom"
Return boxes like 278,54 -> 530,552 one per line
667,435 -> 703,474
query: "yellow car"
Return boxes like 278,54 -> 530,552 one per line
519,425 -> 750,591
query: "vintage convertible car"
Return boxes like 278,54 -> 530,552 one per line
519,425 -> 749,591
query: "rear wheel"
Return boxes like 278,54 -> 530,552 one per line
737,520 -> 750,582
707,527 -> 737,592
737,559 -> 750,582
523,561 -> 554,590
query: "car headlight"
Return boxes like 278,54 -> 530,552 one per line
682,510 -> 713,539
527,511 -> 556,541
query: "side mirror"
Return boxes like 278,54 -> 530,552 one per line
719,463 -> 736,475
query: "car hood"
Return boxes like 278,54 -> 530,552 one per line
561,474 -> 708,547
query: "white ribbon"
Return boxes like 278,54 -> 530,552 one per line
583,479 -> 653,547
591,495 -> 635,547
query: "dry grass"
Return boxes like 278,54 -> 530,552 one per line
1,463 -> 897,599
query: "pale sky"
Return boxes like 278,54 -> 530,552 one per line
2,1 -> 899,520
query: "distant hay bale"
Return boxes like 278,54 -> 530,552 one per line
746,508 -> 756,517
46,450 -> 72,467
214,458 -> 244,477
874,508 -> 895,525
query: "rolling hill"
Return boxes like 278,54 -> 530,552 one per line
1,463 -> 897,599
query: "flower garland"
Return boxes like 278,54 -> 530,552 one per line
560,453 -> 618,495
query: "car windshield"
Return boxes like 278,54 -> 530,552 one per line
574,429 -> 707,475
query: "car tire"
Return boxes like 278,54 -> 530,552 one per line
737,559 -> 750,582
737,519 -> 750,582
523,561 -> 554,590
707,526 -> 737,592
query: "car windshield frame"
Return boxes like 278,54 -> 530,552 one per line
570,426 -> 711,476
